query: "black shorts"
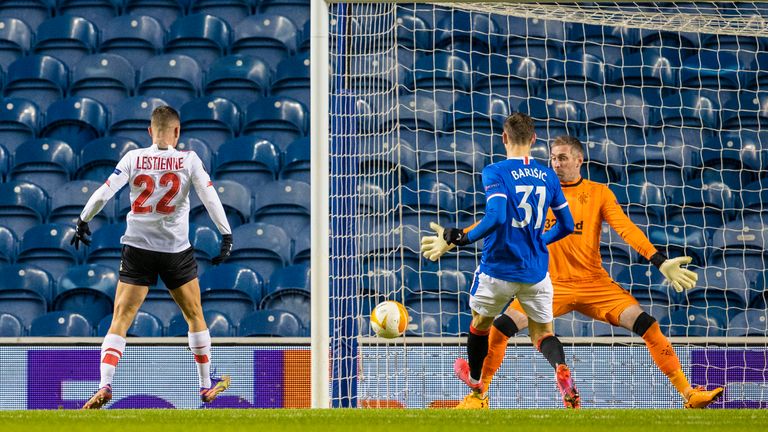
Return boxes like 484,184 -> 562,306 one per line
119,244 -> 198,290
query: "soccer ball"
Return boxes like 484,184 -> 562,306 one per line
370,300 -> 409,339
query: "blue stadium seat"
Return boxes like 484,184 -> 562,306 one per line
616,264 -> 670,303
653,92 -> 720,129
347,54 -> 402,95
424,136 -> 486,192
404,309 -> 441,337
496,16 -> 568,60
76,137 -> 140,181
100,15 -> 166,70
279,137 -> 309,182
260,264 -> 310,327
0,0 -> 52,30
616,48 -> 682,107
54,264 -> 117,324
108,96 -> 168,143
259,0 -> 309,28
722,91 -> 768,132
405,270 -> 467,318
9,139 -> 74,191
40,97 -> 107,148
167,310 -> 234,337
518,97 -> 583,149
741,179 -> 768,217
648,225 -> 709,267
199,264 -> 263,325
638,29 -> 699,57
179,96 -> 240,148
393,11 -> 429,69
668,181 -> 735,228
726,310 -> 768,337
545,52 -> 606,103
0,312 -> 23,336
297,20 -> 310,54
271,53 -> 310,108
709,218 -> 767,289
49,180 -> 111,233
433,12 -> 499,64
232,14 -> 298,67
474,56 -> 543,106
4,55 -> 66,113
0,143 -> 6,181
32,16 -> 97,67
580,133 -> 626,183
190,180 -> 251,230
0,263 -> 51,328
443,312 -> 472,336
204,55 -> 269,111
138,286 -> 178,327
213,136 -> 280,191
0,224 -> 16,264
137,54 -> 202,107
398,177 -> 456,229
661,308 -> 726,337
291,224 -> 309,266
680,51 -> 744,102
405,53 -> 471,110
686,267 -> 749,320
189,223 -> 220,273
70,53 -> 135,109
238,309 -> 302,337
85,223 -> 124,270
17,223 -> 79,281
583,319 -> 633,337
584,91 -> 648,147
0,97 -> 39,153
0,181 -> 48,235
97,311 -> 164,337
359,224 -> 422,274
57,0 -> 119,29
700,131 -> 763,188
229,223 -> 291,281
252,180 -> 310,238
190,0 -> 252,25
569,23 -> 640,63
243,96 -> 307,150
616,181 -> 667,229
165,14 -> 231,71
30,311 -> 92,336
176,135 -> 213,172
358,135 -> 417,188
124,0 -> 184,29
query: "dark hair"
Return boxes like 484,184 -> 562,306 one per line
551,135 -> 584,156
151,105 -> 180,131
503,112 -> 535,145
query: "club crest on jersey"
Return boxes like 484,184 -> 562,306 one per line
578,192 -> 589,205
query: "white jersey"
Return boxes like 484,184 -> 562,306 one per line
79,144 -> 232,253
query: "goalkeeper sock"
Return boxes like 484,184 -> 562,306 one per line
537,334 -> 566,369
99,333 -> 126,388
189,329 -> 212,389
467,325 -> 490,383
641,322 -> 691,397
480,315 -> 519,392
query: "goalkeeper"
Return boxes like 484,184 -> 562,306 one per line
422,135 -> 723,409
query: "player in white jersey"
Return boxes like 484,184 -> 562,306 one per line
76,106 -> 234,409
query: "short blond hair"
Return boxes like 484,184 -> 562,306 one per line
150,105 -> 180,131
551,135 -> 584,156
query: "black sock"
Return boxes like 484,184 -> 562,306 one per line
538,335 -> 566,369
493,314 -> 520,337
467,327 -> 489,381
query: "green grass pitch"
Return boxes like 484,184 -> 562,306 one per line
1,409 -> 767,432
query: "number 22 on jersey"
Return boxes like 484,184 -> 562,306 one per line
511,185 -> 546,228
131,173 -> 181,215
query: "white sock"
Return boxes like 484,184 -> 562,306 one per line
99,333 -> 126,389
188,329 -> 212,389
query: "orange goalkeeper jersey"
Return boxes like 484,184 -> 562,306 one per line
544,177 -> 658,283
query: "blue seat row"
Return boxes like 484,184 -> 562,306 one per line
0,51 -> 308,112
0,261 -> 311,333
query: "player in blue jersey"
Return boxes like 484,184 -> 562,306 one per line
422,113 -> 579,408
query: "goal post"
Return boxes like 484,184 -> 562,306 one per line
314,1 -> 768,409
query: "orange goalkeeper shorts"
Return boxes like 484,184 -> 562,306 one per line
508,276 -> 639,326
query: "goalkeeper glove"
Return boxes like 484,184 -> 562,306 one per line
212,234 -> 233,265
651,252 -> 698,293
70,218 -> 91,250
443,227 -> 471,247
420,222 -> 456,261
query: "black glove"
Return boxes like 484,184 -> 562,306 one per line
70,218 -> 91,250
212,234 -> 233,265
443,227 -> 471,247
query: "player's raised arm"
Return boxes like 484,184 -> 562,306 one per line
71,154 -> 131,249
601,187 -> 698,292
189,152 -> 233,265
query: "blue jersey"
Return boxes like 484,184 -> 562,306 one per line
478,156 -> 568,283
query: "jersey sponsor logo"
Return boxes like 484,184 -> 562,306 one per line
545,218 -> 583,234
509,167 -> 547,181
113,168 -> 122,175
